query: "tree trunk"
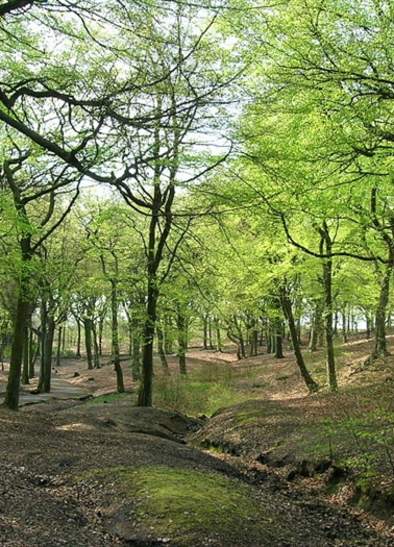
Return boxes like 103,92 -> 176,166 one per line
275,327 -> 284,359
369,262 -> 392,362
233,316 -> 246,358
365,312 -> 371,339
309,300 -> 323,352
215,317 -> 222,352
137,282 -> 158,407
208,318 -> 213,349
127,315 -> 133,357
266,326 -> 272,353
164,316 -> 173,354
21,323 -> 30,385
4,243 -> 31,410
251,329 -> 258,356
98,316 -> 104,356
341,310 -> 348,343
92,322 -> 100,368
28,324 -> 36,379
176,305 -> 187,375
111,281 -> 125,393
62,325 -> 66,353
5,295 -> 30,408
280,290 -> 319,393
320,224 -> 338,392
132,329 -> 142,381
38,316 -> 55,393
247,317 -> 258,356
56,325 -> 62,368
296,317 -> 302,345
76,319 -> 81,358
137,135 -> 175,405
333,312 -> 338,335
157,323 -> 170,374
203,315 -> 208,350
84,318 -> 93,370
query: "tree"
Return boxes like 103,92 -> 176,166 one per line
0,143 -> 79,408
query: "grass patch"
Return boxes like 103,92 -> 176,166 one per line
88,465 -> 286,545
154,373 -> 250,416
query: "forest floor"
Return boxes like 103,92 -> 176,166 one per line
0,335 -> 394,546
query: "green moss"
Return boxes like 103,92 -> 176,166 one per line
90,465 -> 284,545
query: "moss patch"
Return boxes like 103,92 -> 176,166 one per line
90,465 -> 287,545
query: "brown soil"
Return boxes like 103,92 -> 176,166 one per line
0,336 -> 393,545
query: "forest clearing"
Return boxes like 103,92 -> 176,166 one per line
1,0 -> 394,545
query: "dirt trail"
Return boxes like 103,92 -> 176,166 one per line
0,377 -> 91,406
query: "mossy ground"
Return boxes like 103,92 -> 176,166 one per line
88,464 -> 285,546
193,381 -> 394,527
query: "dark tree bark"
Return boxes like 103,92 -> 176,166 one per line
365,311 -> 372,339
98,316 -> 104,356
4,237 -> 32,409
296,318 -> 302,345
319,223 -> 338,392
2,135 -> 78,408
38,315 -> 55,393
365,188 -> 394,363
176,305 -> 187,375
138,281 -> 159,406
266,325 -> 272,354
132,329 -> 142,381
164,316 -> 173,354
21,323 -> 30,385
56,325 -> 62,368
157,323 -> 170,374
369,262 -> 392,361
76,319 -> 81,358
127,312 -> 133,358
341,309 -> 348,343
124,300 -> 142,381
92,321 -> 100,369
246,316 -> 258,356
110,280 -> 125,393
235,316 -> 246,358
84,318 -> 94,370
28,322 -> 37,379
0,0 -> 34,17
280,289 -> 319,393
208,318 -> 213,349
275,319 -> 284,359
215,317 -> 223,352
137,142 -> 176,406
62,325 -> 66,353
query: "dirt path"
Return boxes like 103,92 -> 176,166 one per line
0,377 -> 91,406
